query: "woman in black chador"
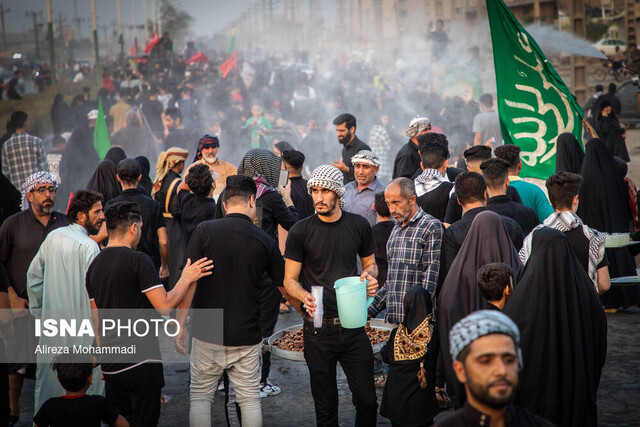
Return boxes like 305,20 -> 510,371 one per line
596,100 -> 630,161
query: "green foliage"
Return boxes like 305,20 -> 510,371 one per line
160,0 -> 194,44
587,21 -> 609,42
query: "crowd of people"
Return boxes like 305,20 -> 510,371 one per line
0,42 -> 637,426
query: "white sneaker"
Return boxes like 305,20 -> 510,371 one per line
259,381 -> 281,398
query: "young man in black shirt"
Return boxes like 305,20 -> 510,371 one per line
283,165 -> 379,426
330,113 -> 371,184
372,192 -> 394,289
175,175 -> 285,426
86,201 -> 211,426
481,158 -> 539,236
177,163 -> 216,243
281,150 -> 315,219
413,135 -> 453,222
108,158 -> 169,280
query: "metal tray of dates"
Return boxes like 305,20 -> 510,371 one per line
265,320 -> 394,362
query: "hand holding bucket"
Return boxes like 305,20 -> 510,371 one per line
334,276 -> 377,329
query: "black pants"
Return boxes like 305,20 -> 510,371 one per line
303,322 -> 377,427
260,284 -> 281,384
105,363 -> 165,427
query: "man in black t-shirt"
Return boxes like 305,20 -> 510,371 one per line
176,175 -> 285,426
86,201 -> 211,426
283,165 -> 379,426
176,163 -> 216,243
330,113 -> 371,184
107,159 -> 169,279
413,135 -> 453,221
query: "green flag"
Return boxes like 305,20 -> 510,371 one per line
226,27 -> 236,54
93,98 -> 110,159
487,0 -> 584,179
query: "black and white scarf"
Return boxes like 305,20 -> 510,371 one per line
519,211 -> 605,290
414,169 -> 448,197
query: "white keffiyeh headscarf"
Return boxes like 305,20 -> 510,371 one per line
21,171 -> 58,211
307,165 -> 345,209
519,211 -> 605,290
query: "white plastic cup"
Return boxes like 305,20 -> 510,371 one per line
311,286 -> 324,327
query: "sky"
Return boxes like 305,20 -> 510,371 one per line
4,0 -> 255,39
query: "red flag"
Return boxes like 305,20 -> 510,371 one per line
144,31 -> 160,54
219,52 -> 238,78
186,52 -> 210,64
66,192 -> 74,215
102,73 -> 115,92
129,44 -> 137,56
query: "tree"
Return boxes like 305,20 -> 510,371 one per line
160,0 -> 193,45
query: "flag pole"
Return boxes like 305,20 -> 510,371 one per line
582,118 -> 597,138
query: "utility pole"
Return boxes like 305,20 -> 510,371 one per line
143,0 -> 149,40
158,0 -> 162,36
0,5 -> 9,53
117,0 -> 124,64
569,0 -> 587,104
91,0 -> 99,75
72,0 -> 84,41
533,0 -> 540,25
132,0 -> 138,54
46,0 -> 56,84
27,10 -> 43,60
151,0 -> 157,34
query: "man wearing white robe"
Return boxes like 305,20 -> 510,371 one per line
27,190 -> 106,412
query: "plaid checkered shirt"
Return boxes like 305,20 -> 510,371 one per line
369,208 -> 443,324
1,132 -> 48,190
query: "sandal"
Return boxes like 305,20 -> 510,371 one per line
435,387 -> 453,409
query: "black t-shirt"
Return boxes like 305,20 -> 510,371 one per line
289,176 -> 315,219
444,187 -> 523,225
284,212 -> 376,317
487,195 -> 539,235
107,188 -> 166,268
85,247 -> 163,373
372,220 -> 395,287
564,226 -> 610,272
187,214 -> 285,346
178,190 -> 216,244
33,394 -> 119,427
416,182 -> 454,222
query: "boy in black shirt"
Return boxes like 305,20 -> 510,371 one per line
33,360 -> 128,427
86,202 -> 212,426
177,163 -> 216,243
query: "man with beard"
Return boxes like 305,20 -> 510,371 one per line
0,171 -> 68,425
393,116 -> 430,179
283,165 -> 379,425
343,150 -> 386,226
435,310 -> 553,426
163,107 -> 198,151
26,190 -> 106,412
330,113 -> 371,184
190,134 -> 237,197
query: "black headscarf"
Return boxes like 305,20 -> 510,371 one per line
595,102 -> 630,161
58,125 -> 101,210
438,210 -> 523,408
404,285 -> 432,334
555,132 -> 584,174
86,160 -> 121,203
105,147 -> 127,167
504,228 -> 607,427
578,138 -> 639,308
136,156 -> 153,196
51,94 -> 71,135
0,171 -> 20,226
578,138 -> 630,233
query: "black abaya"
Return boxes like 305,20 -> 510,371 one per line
503,228 -> 607,427
86,160 -> 121,203
380,286 -> 439,427
437,210 -> 523,409
136,156 -> 153,196
577,138 -> 639,308
596,112 -> 630,162
555,132 -> 584,174
104,147 -> 127,167
58,126 -> 100,211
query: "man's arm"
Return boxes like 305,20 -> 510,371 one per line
473,132 -> 482,146
597,266 -> 611,295
145,257 -> 212,315
283,259 -> 315,315
359,254 -> 379,297
174,284 -> 196,354
421,221 -> 444,300
157,227 -> 170,280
